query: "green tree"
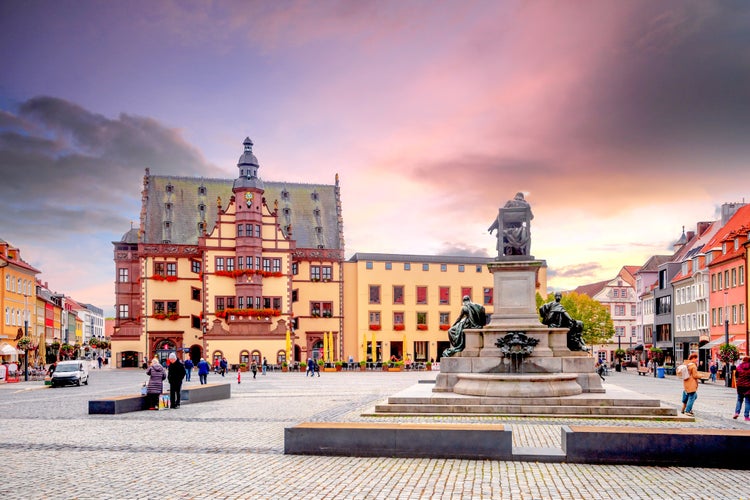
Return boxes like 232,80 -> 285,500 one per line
537,291 -> 614,347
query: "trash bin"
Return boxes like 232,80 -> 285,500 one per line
657,367 -> 665,378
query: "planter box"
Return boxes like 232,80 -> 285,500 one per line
323,368 -> 337,372
388,367 -> 403,372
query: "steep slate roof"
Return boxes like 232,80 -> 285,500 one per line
573,279 -> 608,298
139,174 -> 342,251
636,255 -> 672,273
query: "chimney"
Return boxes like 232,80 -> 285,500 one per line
696,221 -> 711,235
686,231 -> 695,241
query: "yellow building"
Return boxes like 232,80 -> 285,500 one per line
344,253 -> 548,363
112,138 -> 344,368
0,238 -> 40,360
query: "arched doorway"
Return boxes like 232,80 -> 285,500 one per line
120,350 -> 139,368
155,339 -> 176,366
189,345 -> 202,364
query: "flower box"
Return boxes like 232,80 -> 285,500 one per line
368,325 -> 381,331
417,324 -> 428,331
393,325 -> 405,331
439,325 -> 450,331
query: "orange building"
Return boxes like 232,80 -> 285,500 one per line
0,238 -> 40,360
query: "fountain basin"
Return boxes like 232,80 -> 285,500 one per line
453,373 -> 582,398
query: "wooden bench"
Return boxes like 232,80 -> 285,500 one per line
88,383 -> 231,414
562,425 -> 750,469
637,366 -> 650,376
285,422 -> 512,460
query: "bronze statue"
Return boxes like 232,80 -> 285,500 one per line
442,296 -> 486,357
489,192 -> 533,257
539,292 -> 589,351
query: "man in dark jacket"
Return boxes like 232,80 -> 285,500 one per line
167,353 -> 186,409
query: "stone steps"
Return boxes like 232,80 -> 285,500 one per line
374,403 -> 677,417
387,395 -> 662,407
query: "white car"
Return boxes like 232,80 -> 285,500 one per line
50,360 -> 89,387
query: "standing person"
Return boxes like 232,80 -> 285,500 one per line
184,357 -> 194,382
306,358 -> 315,377
262,357 -> 268,376
97,356 -> 103,369
250,360 -> 258,379
220,357 -> 228,377
709,362 -> 717,383
167,353 -> 186,409
733,356 -> 750,421
145,358 -> 166,410
595,360 -> 606,381
680,353 -> 700,416
197,357 -> 210,385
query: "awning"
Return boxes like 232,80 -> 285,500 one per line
632,344 -> 644,351
700,337 -> 740,349
0,343 -> 19,355
732,339 -> 746,347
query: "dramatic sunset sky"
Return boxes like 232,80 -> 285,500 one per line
2,1 -> 749,315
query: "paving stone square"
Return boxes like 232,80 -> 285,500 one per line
1,367 -> 748,499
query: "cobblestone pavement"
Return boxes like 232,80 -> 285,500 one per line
1,367 -> 748,499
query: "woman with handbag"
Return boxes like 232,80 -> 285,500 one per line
145,358 -> 166,410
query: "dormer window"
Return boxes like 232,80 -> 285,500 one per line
283,208 -> 291,216
311,191 -> 319,201
281,189 -> 289,200
735,238 -> 740,250
722,242 -> 727,254
199,203 -> 206,214
313,208 -> 321,217
166,183 -> 174,194
198,186 -> 206,196
315,226 -> 322,234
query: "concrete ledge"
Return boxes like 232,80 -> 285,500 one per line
562,425 -> 750,469
88,383 -> 231,414
284,422 -> 512,459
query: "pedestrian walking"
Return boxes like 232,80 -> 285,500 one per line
197,357 -> 210,385
145,358 -> 166,410
306,358 -> 315,377
680,353 -> 700,416
184,357 -> 194,381
251,360 -> 258,379
213,357 -> 220,374
733,356 -> 750,421
315,360 -> 320,377
167,353 -> 185,409
97,356 -> 103,369
709,362 -> 717,383
595,361 -> 606,381
220,357 -> 228,377
262,357 -> 268,375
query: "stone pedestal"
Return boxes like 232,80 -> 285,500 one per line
434,258 -> 603,395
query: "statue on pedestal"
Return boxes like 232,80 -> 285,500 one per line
489,192 -> 533,257
442,296 -> 486,358
539,292 -> 589,351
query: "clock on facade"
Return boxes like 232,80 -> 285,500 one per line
245,192 -> 254,207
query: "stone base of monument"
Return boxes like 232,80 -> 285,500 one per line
371,381 -> 679,419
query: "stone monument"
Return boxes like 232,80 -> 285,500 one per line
435,192 -> 603,397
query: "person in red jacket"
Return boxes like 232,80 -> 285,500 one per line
733,356 -> 750,421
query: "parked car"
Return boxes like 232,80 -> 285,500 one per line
50,360 -> 89,387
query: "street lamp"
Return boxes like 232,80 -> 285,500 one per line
24,294 -> 29,382
724,291 -> 731,387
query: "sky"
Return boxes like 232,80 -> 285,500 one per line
2,0 -> 750,316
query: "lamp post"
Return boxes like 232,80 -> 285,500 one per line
24,294 -> 29,382
725,291 -> 731,387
